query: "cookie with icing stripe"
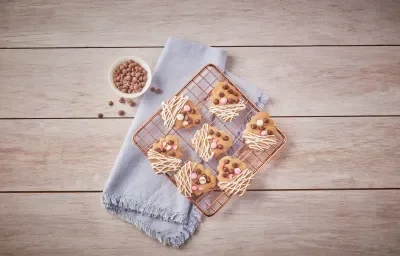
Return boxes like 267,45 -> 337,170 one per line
174,100 -> 202,129
191,124 -> 233,162
189,162 -> 217,196
217,156 -> 248,182
243,112 -> 277,151
209,81 -> 246,122
147,135 -> 183,174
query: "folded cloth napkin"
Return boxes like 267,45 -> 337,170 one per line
102,37 -> 267,247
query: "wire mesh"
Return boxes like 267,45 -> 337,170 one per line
133,64 -> 286,216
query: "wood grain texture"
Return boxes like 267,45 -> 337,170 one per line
1,0 -> 400,47
1,117 -> 399,191
1,47 -> 399,118
0,191 -> 399,256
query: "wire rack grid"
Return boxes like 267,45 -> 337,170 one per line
132,64 -> 286,216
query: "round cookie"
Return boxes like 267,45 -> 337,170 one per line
190,163 -> 217,196
206,126 -> 233,158
210,81 -> 241,106
217,156 -> 248,182
151,135 -> 183,159
245,112 -> 276,136
174,100 -> 202,129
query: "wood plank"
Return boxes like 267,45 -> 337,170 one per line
1,47 -> 399,118
1,117 -> 399,191
1,0 -> 400,47
0,191 -> 399,255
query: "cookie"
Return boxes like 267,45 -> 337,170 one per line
147,135 -> 183,174
174,100 -> 202,129
242,112 -> 277,151
210,81 -> 241,106
189,163 -> 217,196
161,95 -> 202,129
175,161 -> 217,197
217,156 -> 255,196
191,123 -> 233,161
209,81 -> 246,122
151,135 -> 183,158
217,156 -> 248,182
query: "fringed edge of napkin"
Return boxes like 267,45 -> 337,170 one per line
102,194 -> 202,248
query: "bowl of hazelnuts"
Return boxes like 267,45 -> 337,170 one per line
108,56 -> 152,98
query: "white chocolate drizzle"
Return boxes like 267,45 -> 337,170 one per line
242,129 -> 277,151
161,95 -> 188,129
191,124 -> 214,162
148,149 -> 182,174
209,100 -> 246,122
218,168 -> 255,196
175,161 -> 196,197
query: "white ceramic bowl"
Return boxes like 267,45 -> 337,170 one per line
108,56 -> 152,98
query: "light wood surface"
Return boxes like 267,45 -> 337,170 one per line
1,117 -> 399,191
1,47 -> 400,118
1,191 -> 399,256
1,0 -> 400,254
1,0 -> 400,47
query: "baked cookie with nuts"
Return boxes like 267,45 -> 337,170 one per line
161,95 -> 201,129
217,156 -> 255,196
209,81 -> 246,122
175,161 -> 217,197
189,163 -> 217,196
174,100 -> 202,129
147,135 -> 183,174
217,156 -> 248,182
242,112 -> 277,151
191,124 -> 233,162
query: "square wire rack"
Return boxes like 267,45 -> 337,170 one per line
132,64 -> 286,216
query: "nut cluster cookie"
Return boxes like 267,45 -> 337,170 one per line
147,135 -> 183,174
175,161 -> 217,197
217,156 -> 255,196
189,164 -> 217,196
174,100 -> 202,129
191,124 -> 233,161
217,156 -> 248,182
242,112 -> 277,151
209,81 -> 246,122
151,135 -> 183,158
161,95 -> 202,129
210,81 -> 241,105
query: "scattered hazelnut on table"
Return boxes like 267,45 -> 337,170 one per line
119,97 -> 125,104
127,99 -> 136,107
98,113 -> 103,118
108,101 -> 114,106
118,110 -> 125,116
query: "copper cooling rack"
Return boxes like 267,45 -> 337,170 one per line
132,64 -> 286,216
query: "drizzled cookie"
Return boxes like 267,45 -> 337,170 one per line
147,135 -> 183,174
174,100 -> 202,129
161,95 -> 201,129
209,81 -> 246,122
243,112 -> 277,151
175,161 -> 217,197
191,124 -> 233,161
217,156 -> 255,196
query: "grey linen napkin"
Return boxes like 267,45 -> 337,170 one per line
102,38 -> 267,247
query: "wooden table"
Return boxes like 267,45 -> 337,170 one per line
1,1 -> 399,255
